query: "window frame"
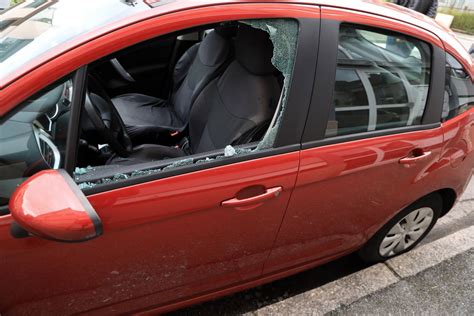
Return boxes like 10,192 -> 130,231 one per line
302,13 -> 446,149
46,20 -> 317,196
1,4 -> 322,196
442,52 -> 474,122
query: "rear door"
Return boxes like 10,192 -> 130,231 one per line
265,9 -> 447,272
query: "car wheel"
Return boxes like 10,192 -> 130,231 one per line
359,194 -> 442,263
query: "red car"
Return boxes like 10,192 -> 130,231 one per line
0,0 -> 473,314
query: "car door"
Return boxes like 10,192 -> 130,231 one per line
0,4 -> 319,314
264,9 -> 448,273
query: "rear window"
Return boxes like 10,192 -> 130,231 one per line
325,24 -> 431,138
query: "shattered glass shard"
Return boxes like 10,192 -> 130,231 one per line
241,19 -> 298,150
162,158 -> 194,171
224,145 -> 237,157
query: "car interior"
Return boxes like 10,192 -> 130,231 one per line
0,19 -> 297,209
78,21 -> 285,168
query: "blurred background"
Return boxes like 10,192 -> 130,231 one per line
439,0 -> 474,35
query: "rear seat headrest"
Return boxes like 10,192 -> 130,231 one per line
235,25 -> 276,76
198,30 -> 230,67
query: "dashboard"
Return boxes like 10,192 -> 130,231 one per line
0,80 -> 73,206
31,80 -> 74,169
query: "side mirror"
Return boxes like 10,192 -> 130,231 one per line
9,169 -> 102,242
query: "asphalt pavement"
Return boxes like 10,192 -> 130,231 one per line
455,32 -> 473,50
330,249 -> 474,315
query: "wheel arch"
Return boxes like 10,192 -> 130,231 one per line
433,188 -> 457,218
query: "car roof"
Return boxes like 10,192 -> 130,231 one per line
0,0 -> 472,88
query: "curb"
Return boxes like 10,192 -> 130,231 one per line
253,225 -> 474,315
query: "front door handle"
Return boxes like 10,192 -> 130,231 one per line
399,149 -> 432,165
221,186 -> 282,211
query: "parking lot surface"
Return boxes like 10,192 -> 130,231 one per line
330,249 -> 474,315
454,32 -> 473,49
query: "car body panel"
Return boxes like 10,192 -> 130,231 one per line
0,152 -> 299,313
440,109 -> 474,195
265,126 -> 446,273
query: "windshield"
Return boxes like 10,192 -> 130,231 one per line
0,0 -> 149,84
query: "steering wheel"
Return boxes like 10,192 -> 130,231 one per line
84,76 -> 133,157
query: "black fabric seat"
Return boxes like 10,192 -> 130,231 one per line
109,25 -> 281,165
112,29 -> 231,142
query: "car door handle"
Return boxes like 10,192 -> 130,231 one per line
221,186 -> 283,211
399,150 -> 432,165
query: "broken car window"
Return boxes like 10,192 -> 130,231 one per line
74,19 -> 299,189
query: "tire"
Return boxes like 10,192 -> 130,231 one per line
359,194 -> 442,263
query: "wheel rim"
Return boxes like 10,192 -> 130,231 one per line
379,207 -> 434,257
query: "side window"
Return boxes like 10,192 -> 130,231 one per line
74,19 -> 299,189
442,53 -> 474,120
0,77 -> 74,210
325,24 -> 432,138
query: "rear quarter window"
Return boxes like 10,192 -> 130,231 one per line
442,53 -> 474,120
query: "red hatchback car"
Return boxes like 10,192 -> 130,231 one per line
0,0 -> 473,314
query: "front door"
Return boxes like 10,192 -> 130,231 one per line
0,3 -> 320,314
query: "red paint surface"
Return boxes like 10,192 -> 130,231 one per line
0,152 -> 299,314
265,128 -> 447,273
9,170 -> 97,241
440,110 -> 474,192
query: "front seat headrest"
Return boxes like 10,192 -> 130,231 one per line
198,30 -> 230,67
214,25 -> 238,38
235,25 -> 276,76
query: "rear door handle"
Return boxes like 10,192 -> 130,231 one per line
399,150 -> 432,165
221,186 -> 282,211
